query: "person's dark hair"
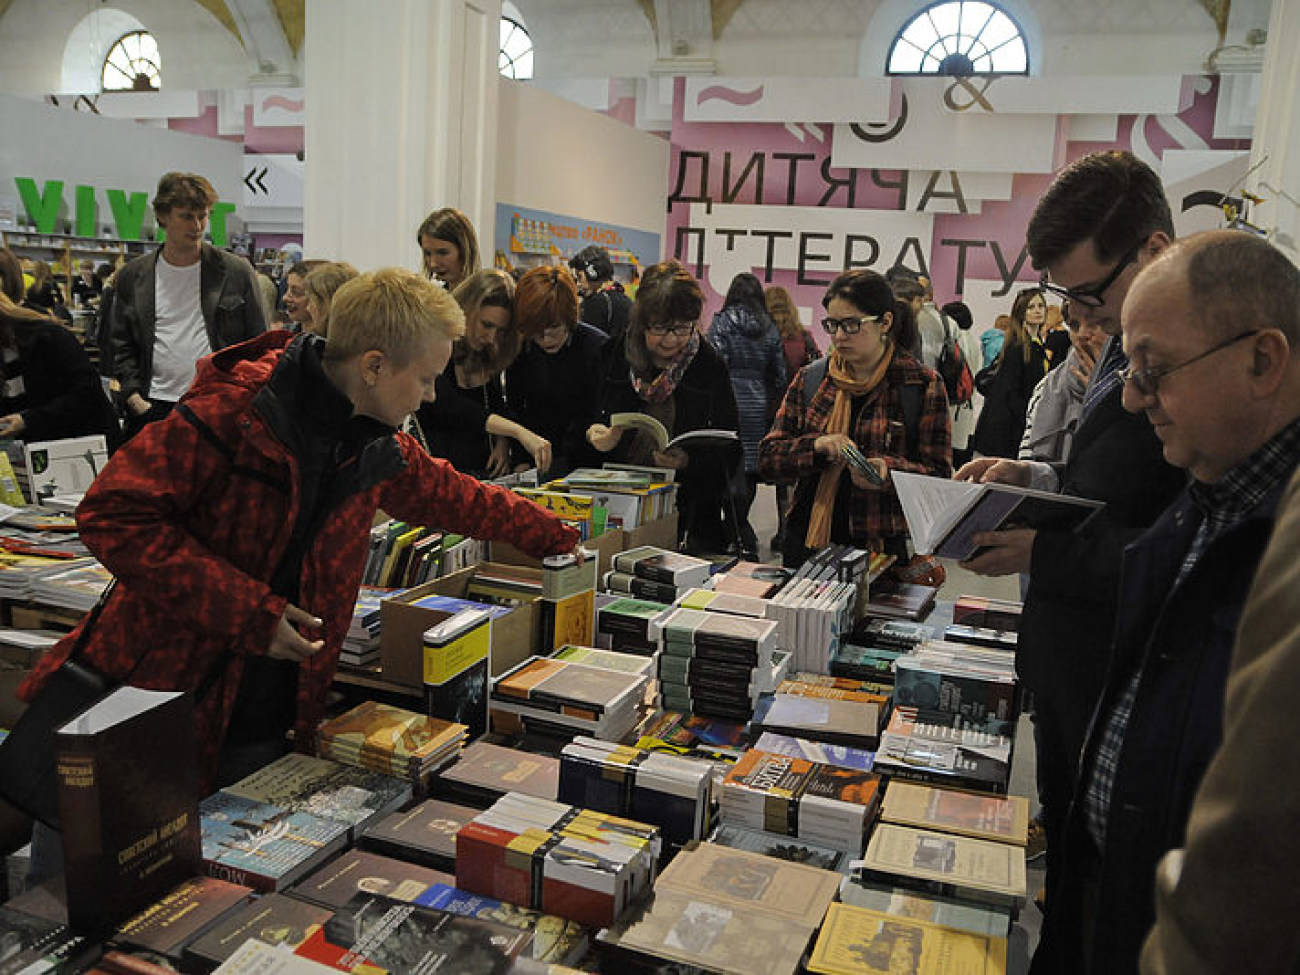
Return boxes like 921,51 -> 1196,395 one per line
1027,150 -> 1174,269
891,275 -> 925,304
891,298 -> 919,357
0,248 -> 23,304
884,264 -> 920,288
417,208 -> 481,283
1179,230 -> 1300,345
514,265 -> 579,340
942,300 -> 974,331
94,263 -> 114,282
288,259 -> 327,280
626,260 -> 703,375
152,172 -> 218,217
569,245 -> 614,284
1006,287 -> 1046,363
721,272 -> 768,320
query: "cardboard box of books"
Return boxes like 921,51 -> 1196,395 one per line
381,563 -> 542,688
489,526 -> 626,577
623,511 -> 679,552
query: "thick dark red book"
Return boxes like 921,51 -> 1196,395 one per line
55,687 -> 201,936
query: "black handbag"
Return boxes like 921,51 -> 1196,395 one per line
0,582 -> 117,827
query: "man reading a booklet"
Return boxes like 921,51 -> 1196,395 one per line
1030,233 -> 1300,973
20,268 -> 580,884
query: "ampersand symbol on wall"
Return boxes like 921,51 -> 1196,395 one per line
943,75 -> 1001,112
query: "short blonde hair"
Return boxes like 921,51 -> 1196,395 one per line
304,261 -> 359,336
325,267 -> 465,367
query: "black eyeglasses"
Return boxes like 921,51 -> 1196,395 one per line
821,315 -> 880,335
1119,329 -> 1261,397
1040,240 -> 1142,308
645,321 -> 696,338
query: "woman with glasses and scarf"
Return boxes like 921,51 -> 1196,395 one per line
586,260 -> 740,555
970,286 -> 1050,460
760,269 -> 951,568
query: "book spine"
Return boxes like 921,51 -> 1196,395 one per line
56,738 -> 107,932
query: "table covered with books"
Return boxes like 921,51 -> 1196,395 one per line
0,474 -> 1032,975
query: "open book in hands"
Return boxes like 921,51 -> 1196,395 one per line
610,412 -> 740,453
892,471 -> 1104,560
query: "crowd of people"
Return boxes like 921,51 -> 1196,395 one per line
8,157 -> 1300,972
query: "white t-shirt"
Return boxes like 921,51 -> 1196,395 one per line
151,255 -> 211,402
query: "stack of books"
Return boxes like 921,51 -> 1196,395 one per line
358,797 -> 479,871
316,700 -> 468,785
27,558 -> 111,612
199,791 -> 351,892
837,874 -> 1013,941
831,618 -> 936,684
414,884 -> 591,967
879,780 -> 1031,847
892,639 -> 1019,730
363,521 -> 483,588
220,752 -> 413,839
109,876 -> 254,969
597,842 -> 840,975
558,735 -> 715,846
769,545 -> 873,674
596,595 -> 669,654
872,705 -> 1015,794
634,710 -> 749,764
653,606 -> 783,721
676,586 -> 785,645
709,559 -> 791,598
748,677 -> 887,749
490,655 -> 650,741
808,901 -> 1009,974
433,740 -> 560,807
602,568 -> 682,603
0,550 -> 82,601
514,487 -> 601,540
707,822 -> 854,873
537,552 -> 598,653
952,594 -> 1023,631
556,466 -> 678,528
611,544 -> 712,591
720,748 -> 882,853
342,585 -> 406,666
855,821 -> 1028,910
751,731 -> 876,772
455,792 -> 661,927
548,643 -> 656,679
866,576 -> 939,621
464,564 -> 544,607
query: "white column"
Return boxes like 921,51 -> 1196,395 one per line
303,0 -> 501,272
1249,0 -> 1300,263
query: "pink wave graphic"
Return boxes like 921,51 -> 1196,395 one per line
696,84 -> 764,107
261,95 -> 304,113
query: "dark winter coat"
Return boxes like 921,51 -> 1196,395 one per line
709,305 -> 786,473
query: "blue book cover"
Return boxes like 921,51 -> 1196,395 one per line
753,732 -> 876,772
199,792 -> 349,891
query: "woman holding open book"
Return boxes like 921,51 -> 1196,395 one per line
759,269 -> 951,568
586,260 -> 741,555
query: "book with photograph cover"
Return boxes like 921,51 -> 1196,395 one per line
199,792 -> 350,892
184,893 -> 332,970
709,824 -> 852,874
807,901 -> 1008,975
358,797 -> 478,870
222,752 -> 412,837
880,781 -> 1030,846
837,876 -> 1013,939
872,706 -> 1013,795
414,883 -> 589,967
293,848 -> 456,910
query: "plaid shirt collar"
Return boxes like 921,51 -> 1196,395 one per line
1188,415 -> 1300,539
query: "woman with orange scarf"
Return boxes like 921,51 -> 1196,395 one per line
759,270 -> 952,568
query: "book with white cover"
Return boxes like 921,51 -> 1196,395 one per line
892,471 -> 1103,561
23,436 -> 108,504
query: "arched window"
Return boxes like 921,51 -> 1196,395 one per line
887,1 -> 1028,76
499,15 -> 534,81
101,30 -> 161,91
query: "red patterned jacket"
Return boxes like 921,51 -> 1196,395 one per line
20,331 -> 578,786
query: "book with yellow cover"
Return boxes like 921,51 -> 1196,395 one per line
808,901 -> 1008,975
538,588 -> 595,653
880,782 -> 1030,847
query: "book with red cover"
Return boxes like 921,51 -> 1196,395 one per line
55,687 -> 202,936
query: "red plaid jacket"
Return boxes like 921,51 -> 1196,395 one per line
759,351 -> 952,547
20,331 -> 577,787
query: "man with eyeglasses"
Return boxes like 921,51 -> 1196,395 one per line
954,151 -> 1187,971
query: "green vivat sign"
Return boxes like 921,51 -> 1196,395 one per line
14,178 -> 236,246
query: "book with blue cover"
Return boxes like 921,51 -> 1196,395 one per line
199,792 -> 350,892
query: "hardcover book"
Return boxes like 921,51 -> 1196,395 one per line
808,901 -> 1008,975
538,588 -> 596,654
858,823 -> 1028,909
55,686 -> 202,935
358,797 -> 478,870
873,706 -> 1014,795
184,892 -> 332,969
436,741 -> 560,806
423,608 -> 493,739
199,792 -> 350,892
293,847 -> 456,910
893,470 -> 1104,561
880,781 -> 1030,846
750,692 -> 881,749
709,823 -> 852,873
223,752 -> 411,837
414,883 -> 589,967
316,700 -> 467,780
111,876 -> 252,960
550,644 -> 656,677
753,732 -> 876,772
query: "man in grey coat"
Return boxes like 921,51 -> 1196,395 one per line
111,172 -> 266,439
